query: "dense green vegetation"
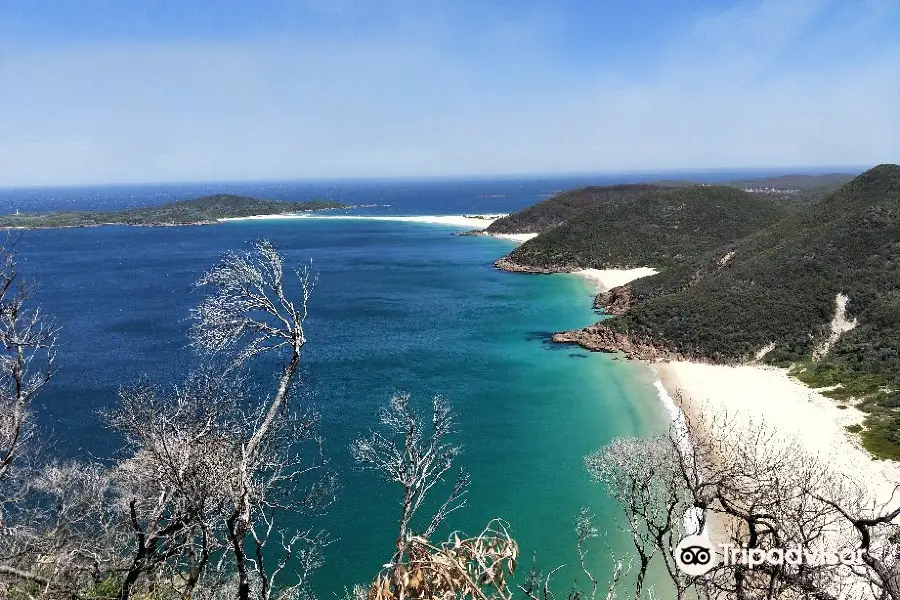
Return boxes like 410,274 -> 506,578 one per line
0,194 -> 348,228
607,165 -> 900,457
487,173 -> 856,237
504,186 -> 793,270
485,184 -> 660,234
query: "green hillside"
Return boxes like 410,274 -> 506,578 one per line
0,194 -> 348,229
501,186 -> 793,271
485,184 -> 660,234
487,173 -> 854,238
603,164 -> 900,457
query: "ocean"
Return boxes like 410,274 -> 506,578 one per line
4,177 -> 690,595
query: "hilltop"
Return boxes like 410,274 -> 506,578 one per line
485,184 -> 660,234
496,185 -> 793,272
0,194 -> 349,229
485,173 -> 854,239
554,165 -> 900,458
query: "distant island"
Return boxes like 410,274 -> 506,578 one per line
0,194 -> 350,229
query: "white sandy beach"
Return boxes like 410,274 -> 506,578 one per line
218,213 -> 508,229
574,267 -> 659,291
490,232 -> 538,242
219,213 -> 549,242
656,361 -> 900,510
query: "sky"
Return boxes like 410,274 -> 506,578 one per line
0,0 -> 898,186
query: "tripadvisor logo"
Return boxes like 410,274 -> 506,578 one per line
675,535 -> 717,576
674,535 -> 865,577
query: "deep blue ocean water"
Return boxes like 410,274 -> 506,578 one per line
1,176 -> 707,594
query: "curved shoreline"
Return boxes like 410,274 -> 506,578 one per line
485,238 -> 900,517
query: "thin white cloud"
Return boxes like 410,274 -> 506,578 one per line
0,0 -> 897,186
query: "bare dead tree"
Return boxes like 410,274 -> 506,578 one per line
191,240 -> 335,600
22,461 -> 122,595
0,246 -> 73,596
586,433 -> 693,600
0,245 -> 56,501
575,507 -> 601,600
813,489 -> 900,600
351,393 -> 537,600
694,422 -> 853,600
69,240 -> 335,600
0,240 -> 336,599
352,393 -> 656,600
351,393 -> 469,552
108,373 -> 241,600
0,247 -> 133,600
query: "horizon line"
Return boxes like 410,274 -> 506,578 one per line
0,164 -> 875,192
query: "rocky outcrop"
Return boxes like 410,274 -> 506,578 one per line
593,285 -> 632,315
493,257 -> 574,274
551,323 -> 681,361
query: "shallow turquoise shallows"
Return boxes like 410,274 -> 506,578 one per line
19,217 -> 670,596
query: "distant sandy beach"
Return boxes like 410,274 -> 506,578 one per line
574,267 -> 658,291
656,361 -> 900,510
218,213 -> 507,229
219,213 -> 546,243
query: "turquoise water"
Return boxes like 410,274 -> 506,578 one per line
18,217 -> 670,595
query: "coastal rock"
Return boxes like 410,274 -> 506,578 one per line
593,285 -> 632,315
493,256 -> 572,274
551,323 -> 681,361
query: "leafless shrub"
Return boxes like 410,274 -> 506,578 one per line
368,520 -> 519,600
107,372 -> 241,600
0,245 -> 57,502
191,239 -> 314,367
353,393 -> 529,600
7,240 -> 337,600
0,239 -> 340,600
0,247 -> 79,597
589,398 -> 900,600
586,433 -> 692,600
351,393 -> 469,551
519,507 -> 631,600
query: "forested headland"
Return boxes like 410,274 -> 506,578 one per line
496,186 -> 793,272
522,165 -> 900,459
485,172 -> 852,239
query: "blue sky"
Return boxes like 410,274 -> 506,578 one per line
1,0 -> 898,186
